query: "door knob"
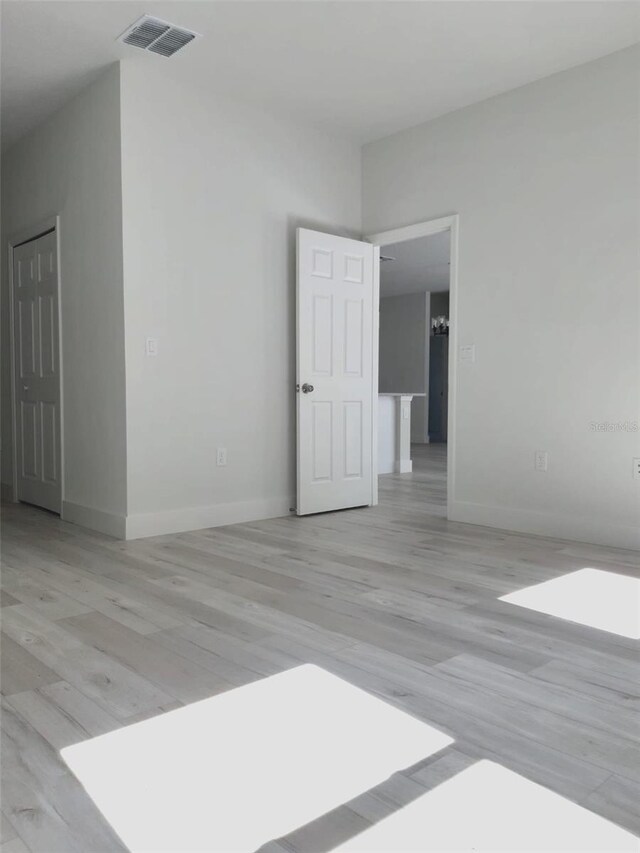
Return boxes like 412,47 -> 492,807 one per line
301,383 -> 314,394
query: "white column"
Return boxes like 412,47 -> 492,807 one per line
395,395 -> 414,473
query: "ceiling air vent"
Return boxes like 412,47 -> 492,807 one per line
119,16 -> 200,57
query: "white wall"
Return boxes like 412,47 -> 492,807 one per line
119,63 -> 361,537
363,45 -> 640,549
1,65 -> 127,534
379,292 -> 429,442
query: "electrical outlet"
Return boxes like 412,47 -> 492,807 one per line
534,450 -> 548,472
216,447 -> 227,467
633,458 -> 640,480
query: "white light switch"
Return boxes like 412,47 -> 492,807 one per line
460,345 -> 475,363
216,448 -> 227,467
534,451 -> 549,472
145,337 -> 158,357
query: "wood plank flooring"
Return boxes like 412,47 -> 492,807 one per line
1,443 -> 639,851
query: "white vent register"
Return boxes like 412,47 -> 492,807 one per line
119,16 -> 200,57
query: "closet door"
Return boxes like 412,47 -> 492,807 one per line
13,230 -> 61,513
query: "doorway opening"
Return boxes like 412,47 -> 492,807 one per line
367,216 -> 458,517
294,216 -> 457,519
8,218 -> 63,515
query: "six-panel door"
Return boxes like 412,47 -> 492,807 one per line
297,229 -> 376,515
13,230 -> 61,513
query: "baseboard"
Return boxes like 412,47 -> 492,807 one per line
62,500 -> 127,539
449,499 -> 640,551
1,481 -> 14,502
60,495 -> 293,540
125,495 -> 293,540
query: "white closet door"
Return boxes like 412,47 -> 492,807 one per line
13,230 -> 61,513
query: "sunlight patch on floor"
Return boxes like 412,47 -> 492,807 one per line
61,664 -> 452,853
500,569 -> 640,639
333,760 -> 638,851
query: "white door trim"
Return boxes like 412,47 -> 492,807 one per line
8,214 -> 65,508
366,214 -> 459,518
370,246 -> 380,507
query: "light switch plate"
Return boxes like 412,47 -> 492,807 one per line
145,337 -> 158,357
633,458 -> 640,480
534,450 -> 549,472
216,448 -> 227,467
460,345 -> 475,363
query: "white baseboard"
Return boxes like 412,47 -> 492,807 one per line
449,499 -> 640,551
1,481 -> 14,502
62,500 -> 126,539
60,495 -> 293,540
53,493 -> 640,552
125,495 -> 293,540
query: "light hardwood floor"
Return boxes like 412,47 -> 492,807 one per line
1,444 -> 639,851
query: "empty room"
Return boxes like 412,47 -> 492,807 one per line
1,2 -> 639,852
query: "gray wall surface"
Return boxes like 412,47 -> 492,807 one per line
379,292 -> 430,443
364,45 -> 640,548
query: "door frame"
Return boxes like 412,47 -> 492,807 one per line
365,214 -> 459,518
7,214 -> 65,508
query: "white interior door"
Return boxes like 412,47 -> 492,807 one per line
296,228 -> 377,515
13,230 -> 62,513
